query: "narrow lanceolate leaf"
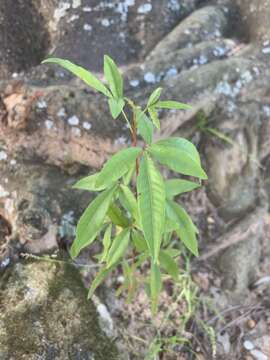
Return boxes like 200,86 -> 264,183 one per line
166,200 -> 198,256
88,266 -> 115,299
72,173 -> 108,192
107,203 -> 129,227
100,224 -> 112,262
119,185 -> 139,222
137,111 -> 154,145
137,154 -> 166,262
42,58 -> 111,97
159,250 -> 179,280
155,100 -> 192,110
108,98 -> 125,119
150,263 -> 162,314
165,179 -> 200,199
70,186 -> 116,259
131,230 -> 148,252
96,147 -> 142,188
148,107 -> 160,129
106,228 -> 130,268
149,139 -> 207,179
104,55 -> 123,98
147,87 -> 162,108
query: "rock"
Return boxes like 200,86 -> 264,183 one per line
244,340 -> 255,351
250,349 -> 268,360
0,260 -> 119,359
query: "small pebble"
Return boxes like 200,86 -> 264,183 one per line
250,350 -> 268,360
137,3 -> 152,14
68,115 -> 80,126
83,121 -> 92,130
0,151 -> 8,161
247,319 -> 256,329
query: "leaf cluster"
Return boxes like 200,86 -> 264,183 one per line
42,55 -> 207,313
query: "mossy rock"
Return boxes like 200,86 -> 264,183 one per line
0,260 -> 119,360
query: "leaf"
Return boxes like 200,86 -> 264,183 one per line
96,147 -> 142,188
137,153 -> 165,262
106,228 -> 130,268
155,100 -> 192,110
148,107 -> 160,129
206,127 -> 234,145
100,224 -> 112,262
131,230 -> 148,252
70,186 -> 117,258
147,87 -> 162,108
42,58 -> 111,97
119,185 -> 139,222
107,203 -> 129,227
148,141 -> 207,179
72,173 -> 108,192
166,200 -> 198,256
137,111 -> 154,144
108,98 -> 125,119
159,250 -> 179,280
88,266 -> 115,299
104,55 -> 123,98
150,263 -> 162,314
122,163 -> 135,186
165,179 -> 200,199
156,137 -> 201,164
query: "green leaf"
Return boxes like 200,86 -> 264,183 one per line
96,147 -> 142,188
88,266 -> 115,299
42,58 -> 111,97
149,139 -> 207,179
137,111 -> 154,144
122,164 -> 135,186
148,107 -> 160,129
131,230 -> 148,252
104,55 -> 123,98
137,153 -> 165,262
166,200 -> 198,256
165,179 -> 200,199
119,185 -> 139,222
100,224 -> 112,262
147,87 -> 162,108
106,228 -> 130,268
159,250 -> 179,280
155,101 -> 192,110
150,262 -> 162,314
107,203 -> 129,227
108,98 -> 125,119
70,186 -> 116,258
72,173 -> 108,192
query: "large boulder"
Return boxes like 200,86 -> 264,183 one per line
0,260 -> 119,360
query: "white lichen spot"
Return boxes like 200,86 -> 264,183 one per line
0,151 -> 7,161
83,121 -> 92,130
36,100 -> 47,109
72,0 -> 81,9
68,14 -> 80,22
53,2 -> 71,22
101,18 -> 110,27
12,72 -> 19,78
45,120 -> 54,130
0,185 -> 9,198
263,40 -> 270,46
57,107 -> 66,117
262,47 -> 270,54
68,115 -> 80,126
253,66 -> 260,76
243,340 -> 255,351
194,55 -> 208,65
83,23 -> 92,31
10,159 -> 17,166
0,257 -> 10,268
114,136 -> 127,145
213,46 -> 227,57
71,127 -> 81,137
214,29 -> 221,37
97,303 -> 114,337
165,67 -> 178,79
144,72 -> 156,83
137,3 -> 152,14
168,0 -> 180,12
263,105 -> 270,116
83,6 -> 92,12
130,79 -> 140,87
59,211 -> 76,238
241,70 -> 253,83
184,29 -> 191,35
116,0 -> 135,21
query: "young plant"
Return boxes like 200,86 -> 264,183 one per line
42,55 -> 207,313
